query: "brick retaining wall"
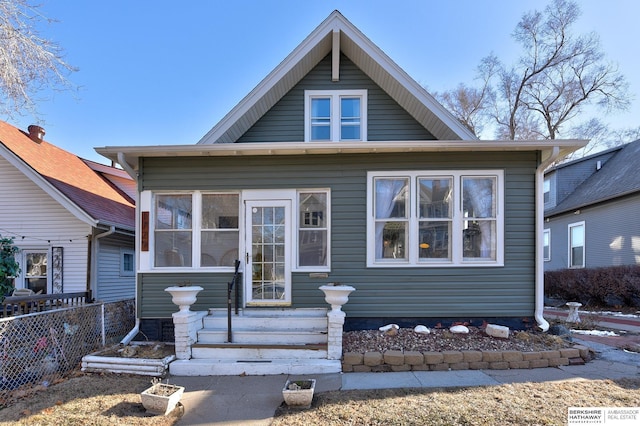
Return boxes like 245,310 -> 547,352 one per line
342,345 -> 591,372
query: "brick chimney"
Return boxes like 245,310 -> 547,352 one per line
27,125 -> 45,143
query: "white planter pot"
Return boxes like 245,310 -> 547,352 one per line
164,286 -> 204,313
140,383 -> 185,415
282,379 -> 315,408
319,284 -> 355,312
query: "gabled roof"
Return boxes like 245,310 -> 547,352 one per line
197,10 -> 477,144
546,139 -> 640,216
0,120 -> 135,230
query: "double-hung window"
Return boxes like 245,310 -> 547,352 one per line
568,221 -> 585,268
367,170 -> 504,267
305,90 -> 367,141
297,191 -> 330,270
543,229 -> 551,261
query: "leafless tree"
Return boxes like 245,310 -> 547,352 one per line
0,0 -> 76,118
436,0 -> 631,142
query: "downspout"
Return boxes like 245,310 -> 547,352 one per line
91,226 -> 115,301
116,151 -> 141,345
535,146 -> 560,332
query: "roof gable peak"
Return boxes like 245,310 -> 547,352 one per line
198,10 -> 476,145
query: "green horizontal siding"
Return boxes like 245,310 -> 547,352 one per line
236,54 -> 435,143
140,151 -> 537,319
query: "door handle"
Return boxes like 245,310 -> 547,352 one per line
246,252 -> 250,264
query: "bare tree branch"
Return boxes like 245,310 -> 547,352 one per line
0,0 -> 77,118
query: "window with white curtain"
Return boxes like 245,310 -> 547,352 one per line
367,170 -> 504,267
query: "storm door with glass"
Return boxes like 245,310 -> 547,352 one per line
245,199 -> 292,305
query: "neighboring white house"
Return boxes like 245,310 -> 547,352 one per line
0,120 -> 136,302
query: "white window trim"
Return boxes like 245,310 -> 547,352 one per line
140,189 -> 331,273
366,170 -> 504,268
120,248 -> 135,276
294,189 -> 331,272
304,89 -> 367,142
568,221 -> 585,269
543,229 -> 551,261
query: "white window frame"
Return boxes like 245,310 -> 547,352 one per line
568,221 -> 585,269
543,229 -> 551,261
304,89 -> 367,142
366,170 -> 504,267
543,178 -> 550,204
294,189 -> 331,272
120,248 -> 135,276
140,189 -> 331,273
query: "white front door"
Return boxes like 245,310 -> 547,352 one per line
244,198 -> 292,306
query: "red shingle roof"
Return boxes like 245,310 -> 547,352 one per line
0,121 -> 135,230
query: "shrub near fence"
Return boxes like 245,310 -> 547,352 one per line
0,299 -> 134,405
545,265 -> 640,308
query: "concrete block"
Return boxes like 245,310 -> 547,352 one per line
541,350 -> 561,359
560,348 -> 580,358
502,351 -> 523,362
430,363 -> 450,371
352,365 -> 372,372
363,352 -> 383,366
371,364 -> 392,372
548,357 -> 570,367
482,351 -> 503,362
391,364 -> 411,372
469,361 -> 489,370
342,352 -> 363,365
522,351 -> 542,361
404,351 -> 424,365
486,323 -> 510,339
341,363 -> 353,372
384,350 -> 405,365
530,359 -> 549,368
449,362 -> 470,370
489,361 -> 509,370
462,351 -> 483,362
411,364 -> 430,371
509,361 -> 530,369
442,351 -> 463,364
424,352 -> 444,364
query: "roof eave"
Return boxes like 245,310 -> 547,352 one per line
96,139 -> 588,169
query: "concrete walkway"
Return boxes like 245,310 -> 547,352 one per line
168,313 -> 640,425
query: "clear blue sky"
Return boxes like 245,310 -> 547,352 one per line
8,0 -> 640,164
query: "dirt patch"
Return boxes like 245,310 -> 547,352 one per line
94,343 -> 175,359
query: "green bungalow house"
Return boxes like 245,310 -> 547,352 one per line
97,11 -> 585,375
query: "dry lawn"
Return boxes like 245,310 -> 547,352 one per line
0,373 -> 638,425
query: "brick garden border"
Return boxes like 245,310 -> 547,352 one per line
342,345 -> 591,372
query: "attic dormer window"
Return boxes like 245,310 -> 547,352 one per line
305,90 -> 367,141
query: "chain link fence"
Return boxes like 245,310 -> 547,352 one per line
0,299 -> 134,404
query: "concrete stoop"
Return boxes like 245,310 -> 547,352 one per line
170,307 -> 340,376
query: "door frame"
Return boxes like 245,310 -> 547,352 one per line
243,190 -> 295,306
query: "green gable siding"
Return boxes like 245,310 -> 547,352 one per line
139,152 -> 538,320
235,54 -> 435,143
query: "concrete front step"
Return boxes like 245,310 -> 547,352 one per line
204,308 -> 328,331
191,343 -> 328,360
169,358 -> 342,376
197,329 -> 327,345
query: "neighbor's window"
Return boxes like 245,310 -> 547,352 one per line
201,193 -> 240,267
569,222 -> 585,268
297,191 -> 329,269
543,178 -> 551,204
121,249 -> 135,276
367,171 -> 503,267
543,229 -> 551,261
305,90 -> 367,141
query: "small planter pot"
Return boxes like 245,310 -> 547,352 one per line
140,383 -> 185,415
282,379 -> 316,409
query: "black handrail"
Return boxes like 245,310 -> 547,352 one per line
227,259 -> 241,342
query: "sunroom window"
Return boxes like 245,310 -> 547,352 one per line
305,90 -> 367,141
297,191 -> 329,269
367,171 -> 504,267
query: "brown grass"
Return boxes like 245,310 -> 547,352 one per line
0,373 -> 639,425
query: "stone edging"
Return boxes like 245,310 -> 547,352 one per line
342,345 -> 591,372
